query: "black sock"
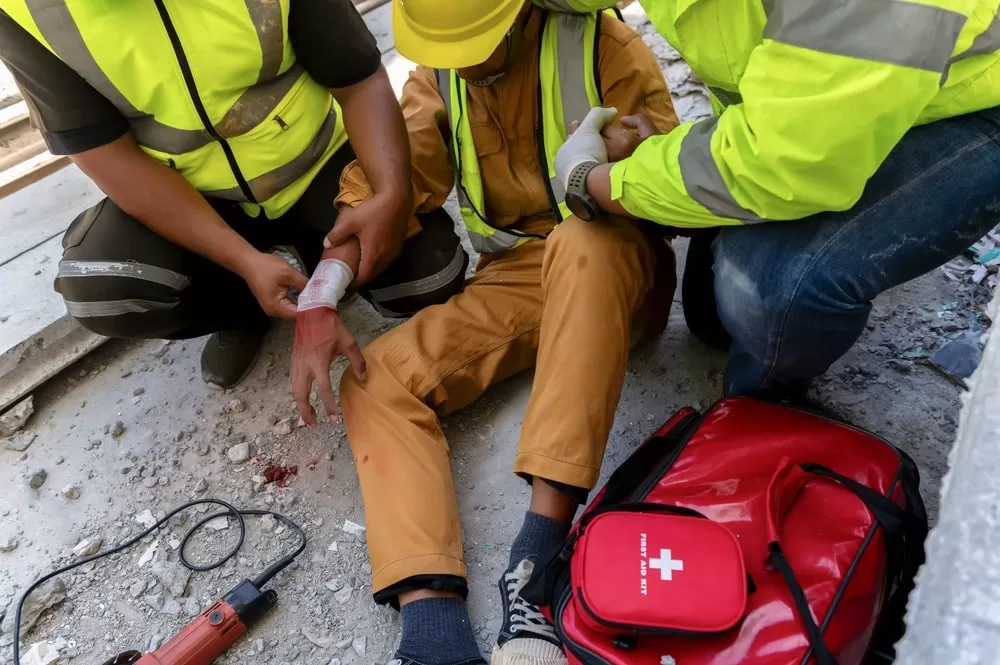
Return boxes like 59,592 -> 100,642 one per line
509,511 -> 571,569
396,597 -> 483,665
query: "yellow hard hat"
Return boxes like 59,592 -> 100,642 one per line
393,0 -> 525,69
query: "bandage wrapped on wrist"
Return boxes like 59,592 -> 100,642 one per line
297,259 -> 354,313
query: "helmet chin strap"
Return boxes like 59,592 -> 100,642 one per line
466,23 -> 517,87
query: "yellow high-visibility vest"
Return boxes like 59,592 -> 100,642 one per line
2,0 -> 349,219
543,0 -> 1000,227
438,10 -> 613,254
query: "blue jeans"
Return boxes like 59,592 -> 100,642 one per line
715,106 -> 1000,397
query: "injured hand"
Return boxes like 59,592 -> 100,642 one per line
291,256 -> 365,427
291,306 -> 366,427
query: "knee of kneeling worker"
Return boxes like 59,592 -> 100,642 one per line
359,209 -> 469,318
55,273 -> 180,339
714,244 -> 863,355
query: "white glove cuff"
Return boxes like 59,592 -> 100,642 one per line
297,259 -> 354,313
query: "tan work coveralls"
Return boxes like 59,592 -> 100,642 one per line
334,9 -> 680,597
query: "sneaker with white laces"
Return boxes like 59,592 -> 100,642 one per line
491,559 -> 568,665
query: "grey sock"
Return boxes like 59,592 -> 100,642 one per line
509,511 -> 571,569
396,597 -> 483,665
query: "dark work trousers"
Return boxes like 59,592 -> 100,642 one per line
54,145 -> 469,340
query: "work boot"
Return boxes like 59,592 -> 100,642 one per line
682,229 -> 733,352
200,320 -> 269,389
492,559 -> 567,665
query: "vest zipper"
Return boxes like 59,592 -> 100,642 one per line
152,0 -> 258,205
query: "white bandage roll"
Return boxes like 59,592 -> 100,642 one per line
297,259 -> 355,312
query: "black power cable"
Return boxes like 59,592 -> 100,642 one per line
12,499 -> 306,663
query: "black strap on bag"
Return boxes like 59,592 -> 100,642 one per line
599,412 -> 700,508
863,453 -> 929,664
770,462 -> 926,665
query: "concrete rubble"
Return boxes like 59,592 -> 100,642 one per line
0,395 -> 33,436
0,6 -> 995,665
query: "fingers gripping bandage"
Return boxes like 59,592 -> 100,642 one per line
297,259 -> 354,312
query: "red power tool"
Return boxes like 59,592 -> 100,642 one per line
13,501 -> 303,665
102,579 -> 277,665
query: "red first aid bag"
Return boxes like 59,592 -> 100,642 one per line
524,398 -> 928,665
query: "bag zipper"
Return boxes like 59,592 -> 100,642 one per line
575,588 -> 740,639
554,588 -> 613,665
152,0 -> 258,204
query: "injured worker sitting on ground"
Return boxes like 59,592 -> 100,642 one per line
293,1 -> 678,664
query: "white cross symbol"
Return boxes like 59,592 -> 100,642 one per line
649,548 -> 684,581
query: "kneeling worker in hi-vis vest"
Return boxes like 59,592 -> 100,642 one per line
554,0 -> 1000,399
0,0 -> 469,389
313,1 -> 678,663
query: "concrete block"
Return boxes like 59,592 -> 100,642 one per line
896,290 -> 1000,665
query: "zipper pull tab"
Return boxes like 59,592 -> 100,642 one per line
274,115 -> 289,131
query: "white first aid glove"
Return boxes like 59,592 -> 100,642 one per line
554,106 -> 618,190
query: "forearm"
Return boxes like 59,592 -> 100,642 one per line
72,135 -> 257,276
587,164 -> 632,218
335,66 -> 411,207
320,237 -> 360,276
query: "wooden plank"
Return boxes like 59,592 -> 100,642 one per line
0,233 -> 108,413
0,101 -> 28,133
0,151 -> 71,201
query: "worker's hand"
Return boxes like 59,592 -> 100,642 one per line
602,113 -> 661,161
323,193 -> 408,286
554,106 -> 618,189
240,252 -> 308,321
291,307 -> 366,427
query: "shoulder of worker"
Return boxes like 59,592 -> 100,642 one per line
595,11 -> 648,51
595,12 -> 678,132
400,65 -> 446,109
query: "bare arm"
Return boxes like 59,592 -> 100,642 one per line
326,66 -> 413,284
72,134 -> 255,272
72,134 -> 307,319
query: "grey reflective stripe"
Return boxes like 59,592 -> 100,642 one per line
27,0 -> 300,154
554,14 -> 591,132
131,119 -> 211,155
57,261 -> 191,291
366,245 -> 466,303
216,64 -> 304,138
678,118 -> 763,222
436,70 -> 474,210
951,8 -> 1000,63
466,228 -> 521,254
708,86 -> 743,107
243,0 -> 285,82
64,298 -> 178,318
202,106 -> 338,202
26,0 -> 144,119
764,0 -> 966,73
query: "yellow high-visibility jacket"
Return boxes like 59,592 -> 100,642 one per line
545,0 -> 1000,227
